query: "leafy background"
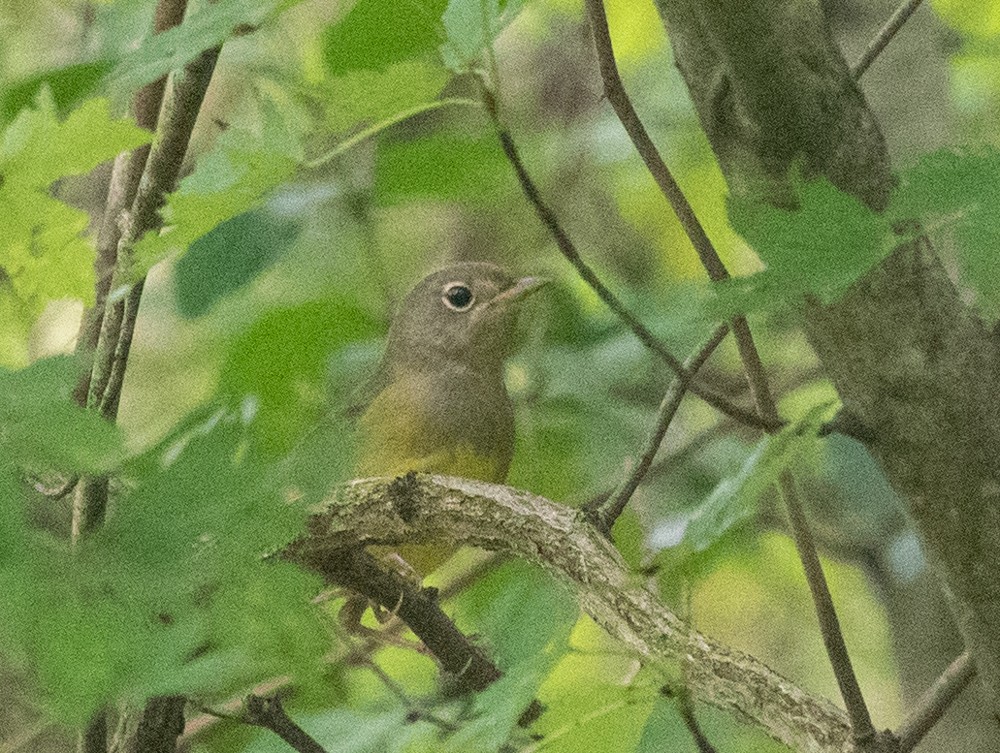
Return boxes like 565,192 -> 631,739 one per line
0,0 -> 996,751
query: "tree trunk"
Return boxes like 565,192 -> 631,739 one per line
652,0 -> 1000,724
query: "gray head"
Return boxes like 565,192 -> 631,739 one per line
385,262 -> 547,373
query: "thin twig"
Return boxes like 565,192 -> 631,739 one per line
582,0 -> 727,282
304,98 -> 481,169
244,695 -> 329,753
364,659 -> 459,732
484,96 -> 773,432
594,323 -> 729,536
663,686 -> 718,753
778,472 -> 879,747
851,0 -> 925,79
896,651 -> 976,753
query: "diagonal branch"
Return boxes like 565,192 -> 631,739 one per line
243,695 -> 329,753
288,473 -> 855,753
486,96 -> 774,432
896,651 -> 976,753
591,323 -> 729,536
851,0 -> 926,79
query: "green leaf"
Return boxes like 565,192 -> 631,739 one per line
319,60 -> 450,133
440,0 -> 524,73
105,0 -> 308,96
0,60 -> 114,127
375,132 -> 511,204
890,148 -> 1000,310
450,561 -> 578,751
0,98 -> 151,363
220,298 -> 377,453
722,178 -> 893,315
322,0 -> 450,75
679,402 -> 832,554
174,208 -> 301,317
132,121 -> 300,279
0,357 -> 124,473
0,415 -> 327,723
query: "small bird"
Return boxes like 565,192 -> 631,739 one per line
354,261 -> 547,577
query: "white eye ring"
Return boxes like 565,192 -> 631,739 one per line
442,282 -> 475,311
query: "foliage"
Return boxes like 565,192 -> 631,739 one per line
0,0 -> 993,750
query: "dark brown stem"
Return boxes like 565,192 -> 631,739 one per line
244,695 -> 329,753
582,0 -> 728,281
594,323 -> 729,536
896,651 -> 977,753
778,472 -> 879,746
486,102 -> 772,432
851,0 -> 926,79
129,696 -> 187,753
672,689 -> 718,753
291,542 -> 502,694
79,710 -> 107,753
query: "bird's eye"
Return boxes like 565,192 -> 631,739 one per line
442,283 -> 475,311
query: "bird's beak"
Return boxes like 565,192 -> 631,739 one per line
487,276 -> 550,310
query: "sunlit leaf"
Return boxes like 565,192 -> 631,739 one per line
721,178 -> 893,315
890,147 -> 1000,310
105,0 -> 309,96
322,0 -> 450,75
679,402 -> 832,554
318,60 -> 451,133
0,60 -> 114,127
0,98 -> 151,364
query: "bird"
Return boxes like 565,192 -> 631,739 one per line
353,261 -> 547,578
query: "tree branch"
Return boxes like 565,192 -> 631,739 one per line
243,695 -> 329,753
851,0 -> 926,79
896,651 -> 977,753
486,96 -> 774,432
287,474 -> 855,753
74,0 -> 189,408
591,323 -> 729,536
290,534 -> 502,694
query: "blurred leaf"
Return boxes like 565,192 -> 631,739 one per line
241,708 -> 415,753
220,298 -> 377,453
0,60 -> 114,127
451,561 -> 578,751
0,415 -> 328,723
132,121 -> 300,279
322,0 -> 450,75
440,0 -> 524,73
105,0 -> 308,95
679,402 -> 832,554
375,132 -> 511,204
890,147 -> 1000,310
0,357 -> 125,472
174,208 -> 301,317
0,98 -> 151,364
319,60 -> 450,133
722,178 -> 893,316
931,0 -> 1000,40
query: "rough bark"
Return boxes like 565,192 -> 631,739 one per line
652,0 -> 1000,717
289,474 -> 856,753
